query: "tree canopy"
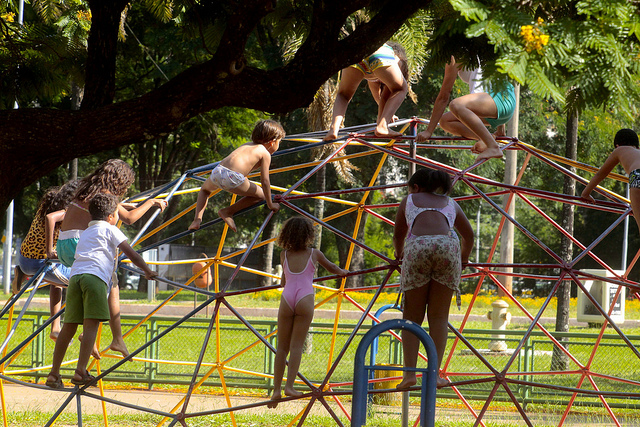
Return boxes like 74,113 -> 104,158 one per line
0,0 -> 428,213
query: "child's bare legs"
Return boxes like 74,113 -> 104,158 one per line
47,322 -> 78,385
440,93 -> 503,161
268,295 -> 314,408
107,285 -> 128,357
219,179 -> 265,232
397,284 -> 428,390
397,280 -> 452,390
49,285 -> 63,341
373,65 -> 408,138
283,296 -> 313,396
425,281 -> 453,387
73,318 -> 100,383
189,180 -> 216,230
323,67 -> 364,141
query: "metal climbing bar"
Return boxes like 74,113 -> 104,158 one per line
352,319 -> 437,427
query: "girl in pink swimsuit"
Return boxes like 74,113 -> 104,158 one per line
393,168 -> 474,389
268,217 -> 348,408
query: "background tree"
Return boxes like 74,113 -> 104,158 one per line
0,0 -> 430,215
432,0 -> 640,370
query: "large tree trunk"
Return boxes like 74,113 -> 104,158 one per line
308,80 -> 336,249
551,110 -> 578,371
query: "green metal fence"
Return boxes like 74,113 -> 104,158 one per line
3,311 -> 639,410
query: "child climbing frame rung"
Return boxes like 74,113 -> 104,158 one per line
352,319 -> 437,427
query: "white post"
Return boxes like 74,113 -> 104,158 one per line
2,201 -> 14,294
3,0 -> 25,294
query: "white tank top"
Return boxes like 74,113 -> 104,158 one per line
457,67 -> 485,94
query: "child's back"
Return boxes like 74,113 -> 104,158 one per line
220,142 -> 272,177
611,145 -> 640,175
189,119 -> 286,232
406,192 -> 455,237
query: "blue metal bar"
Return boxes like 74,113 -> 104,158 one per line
368,304 -> 403,405
352,319 -> 437,427
0,270 -> 48,353
0,260 -> 50,319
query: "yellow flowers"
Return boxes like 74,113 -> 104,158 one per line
77,10 -> 92,21
521,17 -> 550,54
1,12 -> 16,23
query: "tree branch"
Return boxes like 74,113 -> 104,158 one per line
0,0 -> 432,213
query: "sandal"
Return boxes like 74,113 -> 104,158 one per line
70,370 -> 96,386
45,373 -> 64,390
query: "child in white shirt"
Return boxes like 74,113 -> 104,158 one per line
45,193 -> 157,388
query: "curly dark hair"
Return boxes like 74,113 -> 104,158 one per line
408,168 -> 451,194
251,120 -> 286,145
49,179 -> 81,213
74,159 -> 135,203
277,217 -> 315,251
88,193 -> 120,221
36,187 -> 61,220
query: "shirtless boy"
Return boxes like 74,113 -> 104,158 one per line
189,120 -> 285,232
581,129 -> 640,231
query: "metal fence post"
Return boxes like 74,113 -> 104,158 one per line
266,321 -> 276,391
34,314 -> 44,383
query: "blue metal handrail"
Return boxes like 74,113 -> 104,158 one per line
352,319 -> 437,427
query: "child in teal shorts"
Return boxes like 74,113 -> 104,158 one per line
45,193 -> 157,388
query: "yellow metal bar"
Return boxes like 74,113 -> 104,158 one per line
156,365 -> 219,427
0,378 -> 6,427
135,189 -> 222,246
218,366 -> 237,427
222,328 -> 278,365
325,292 -> 343,374
519,140 -> 627,181
96,359 -> 109,427
268,184 -> 358,206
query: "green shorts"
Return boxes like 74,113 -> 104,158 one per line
65,273 -> 110,324
57,237 -> 79,268
485,82 -> 516,128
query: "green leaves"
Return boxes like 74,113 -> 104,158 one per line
443,0 -> 640,116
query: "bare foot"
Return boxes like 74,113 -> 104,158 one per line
218,209 -> 237,232
375,127 -> 403,139
323,130 -> 338,142
471,140 -> 486,154
188,219 -> 201,231
474,146 -> 503,163
284,386 -> 303,398
396,376 -> 416,390
267,391 -> 281,409
78,333 -> 101,360
109,338 -> 130,358
437,377 -> 451,388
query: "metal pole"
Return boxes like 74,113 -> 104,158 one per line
2,201 -> 14,294
476,205 -> 481,263
622,184 -> 629,271
409,119 -> 417,178
498,83 -> 520,297
3,0 -> 25,294
401,391 -> 410,427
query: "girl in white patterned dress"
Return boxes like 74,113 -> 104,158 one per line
393,168 -> 474,389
